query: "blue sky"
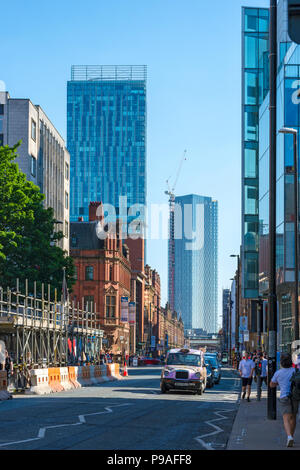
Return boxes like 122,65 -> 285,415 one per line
1,0 -> 270,327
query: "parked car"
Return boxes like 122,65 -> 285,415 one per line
139,356 -> 161,366
204,354 -> 221,384
204,363 -> 214,389
160,348 -> 207,395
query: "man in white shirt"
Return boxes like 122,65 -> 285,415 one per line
239,353 -> 255,402
270,353 -> 299,448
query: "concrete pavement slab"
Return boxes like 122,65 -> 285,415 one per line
227,389 -> 300,450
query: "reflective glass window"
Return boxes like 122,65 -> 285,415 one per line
286,223 -> 295,269
285,174 -> 295,223
258,10 -> 269,33
276,175 -> 284,227
244,9 -> 258,32
259,151 -> 269,199
244,145 -> 257,178
245,71 -> 258,105
244,220 -> 258,251
244,252 -> 258,289
244,106 -> 258,141
245,183 -> 258,215
245,34 -> 258,69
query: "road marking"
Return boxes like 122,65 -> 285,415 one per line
0,403 -> 132,448
194,409 -> 236,450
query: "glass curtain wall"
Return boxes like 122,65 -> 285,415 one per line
242,7 -> 269,299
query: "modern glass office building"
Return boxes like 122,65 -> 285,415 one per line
241,0 -> 300,351
241,7 -> 269,299
174,194 -> 218,333
258,0 -> 300,351
67,65 -> 147,222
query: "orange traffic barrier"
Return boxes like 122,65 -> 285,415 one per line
106,364 -> 115,381
48,368 -> 64,392
68,367 -> 81,388
113,364 -> 123,379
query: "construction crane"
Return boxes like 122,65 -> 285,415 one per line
165,150 -> 187,312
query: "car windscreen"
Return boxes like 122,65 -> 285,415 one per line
205,357 -> 218,368
166,353 -> 202,366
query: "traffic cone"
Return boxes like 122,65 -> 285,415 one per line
123,362 -> 128,377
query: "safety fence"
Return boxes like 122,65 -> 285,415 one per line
0,279 -> 104,376
0,363 -> 125,399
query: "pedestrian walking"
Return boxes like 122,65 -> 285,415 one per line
255,352 -> 268,401
270,353 -> 299,448
239,352 -> 255,402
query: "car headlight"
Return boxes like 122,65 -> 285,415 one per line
195,372 -> 201,378
164,370 -> 170,377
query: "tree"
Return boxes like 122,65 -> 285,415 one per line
0,144 -> 75,295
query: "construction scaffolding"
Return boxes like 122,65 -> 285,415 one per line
0,279 -> 104,388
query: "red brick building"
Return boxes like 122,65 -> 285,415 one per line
157,303 -> 185,355
70,202 -> 132,356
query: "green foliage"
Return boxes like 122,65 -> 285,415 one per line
0,144 -> 75,295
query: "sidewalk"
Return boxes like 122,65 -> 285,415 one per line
227,387 -> 300,450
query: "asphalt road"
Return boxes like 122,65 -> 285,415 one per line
0,366 -> 240,450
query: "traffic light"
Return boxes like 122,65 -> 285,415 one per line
288,0 -> 300,44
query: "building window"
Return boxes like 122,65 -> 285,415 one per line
65,162 -> 69,180
71,233 -> 78,247
84,295 -> 94,312
0,104 -> 4,115
74,265 -> 77,280
31,156 -> 36,177
65,220 -> 69,238
106,295 -> 116,318
31,119 -> 36,142
109,264 -> 113,281
65,192 -> 69,209
0,134 -> 3,147
85,266 -> 94,281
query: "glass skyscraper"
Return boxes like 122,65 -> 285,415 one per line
241,0 -> 300,351
67,65 -> 147,221
241,7 -> 269,299
174,194 -> 218,333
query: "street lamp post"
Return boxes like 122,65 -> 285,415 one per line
279,128 -> 299,341
231,254 -> 240,361
268,0 -> 277,421
228,291 -> 234,366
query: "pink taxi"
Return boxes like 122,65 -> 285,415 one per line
160,348 -> 207,395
